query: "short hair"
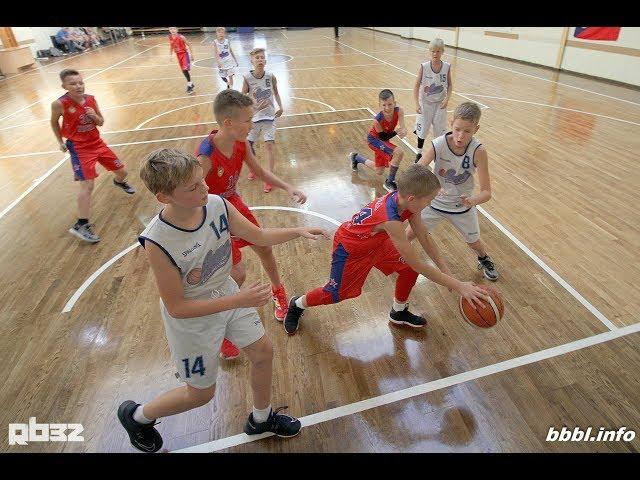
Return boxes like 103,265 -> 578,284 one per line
379,89 -> 394,101
249,47 -> 265,57
429,38 -> 445,51
213,89 -> 254,123
396,164 -> 440,197
60,69 -> 80,82
216,27 -> 225,32
139,148 -> 201,195
453,102 -> 482,125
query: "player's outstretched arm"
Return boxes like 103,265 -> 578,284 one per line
407,214 -> 451,275
225,197 -> 328,246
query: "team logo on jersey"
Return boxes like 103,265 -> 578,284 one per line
217,166 -> 224,177
425,83 -> 444,96
68,107 -> 76,114
438,168 -> 471,185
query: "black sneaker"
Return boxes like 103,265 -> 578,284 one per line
389,306 -> 427,328
244,406 -> 301,438
117,400 -> 163,453
478,256 -> 499,281
383,178 -> 397,192
415,153 -> 422,163
284,296 -> 304,335
186,84 -> 195,95
349,152 -> 358,171
113,179 -> 136,194
69,223 -> 100,243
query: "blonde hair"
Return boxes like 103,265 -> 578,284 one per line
453,102 -> 482,125
139,148 -> 201,195
249,47 -> 265,57
396,164 -> 440,197
213,89 -> 254,123
216,27 -> 225,32
429,37 -> 445,51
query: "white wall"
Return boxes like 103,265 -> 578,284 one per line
18,27 -> 61,54
562,27 -> 640,86
373,27 -> 413,38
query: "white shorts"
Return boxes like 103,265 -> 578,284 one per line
160,277 -> 265,389
247,120 -> 276,143
421,205 -> 481,244
415,102 -> 448,140
218,65 -> 236,78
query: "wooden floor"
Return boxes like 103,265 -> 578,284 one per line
1,27 -> 639,453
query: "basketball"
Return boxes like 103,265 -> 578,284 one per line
459,284 -> 504,328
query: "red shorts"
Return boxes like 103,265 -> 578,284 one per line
226,194 -> 260,265
321,229 -> 413,303
367,134 -> 396,168
67,138 -> 123,181
176,51 -> 190,71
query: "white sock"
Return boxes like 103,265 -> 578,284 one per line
252,404 -> 272,424
417,147 -> 423,153
295,295 -> 306,309
393,299 -> 407,312
188,81 -> 193,87
133,405 -> 154,424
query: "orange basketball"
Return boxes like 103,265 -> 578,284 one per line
459,284 -> 504,328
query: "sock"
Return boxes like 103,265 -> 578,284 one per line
354,153 -> 368,165
295,295 -> 306,309
417,137 -> 425,150
133,404 -> 154,424
182,70 -> 191,82
77,218 -> 88,226
393,299 -> 408,312
187,81 -> 193,87
387,165 -> 399,182
252,404 -> 272,424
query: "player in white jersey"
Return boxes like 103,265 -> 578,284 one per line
242,47 -> 284,193
213,27 -> 239,89
116,148 -> 328,453
410,102 -> 499,281
413,38 -> 453,163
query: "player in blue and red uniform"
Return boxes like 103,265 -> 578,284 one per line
168,27 -> 195,94
350,89 -> 408,192
283,164 -> 489,335
51,69 -> 135,243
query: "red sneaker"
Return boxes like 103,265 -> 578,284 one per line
263,183 -> 273,193
272,284 -> 288,322
247,171 -> 257,181
219,338 -> 240,360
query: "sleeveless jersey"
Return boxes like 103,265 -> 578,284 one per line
169,34 -> 187,53
59,93 -> 100,143
430,133 -> 482,213
419,60 -> 450,104
243,70 -> 275,122
369,107 -> 399,138
139,195 -> 232,301
215,38 -> 235,68
196,130 -> 247,198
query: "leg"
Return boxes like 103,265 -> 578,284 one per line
262,125 -> 276,193
432,106 -> 448,137
447,207 -> 498,280
250,245 -> 282,288
242,336 -> 273,410
228,73 -> 234,89
140,383 -> 216,420
112,165 -> 127,182
77,180 -> 94,220
386,147 -> 404,187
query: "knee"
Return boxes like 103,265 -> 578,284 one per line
253,244 -> 272,257
375,167 -> 385,176
265,142 -> 275,152
251,338 -> 274,365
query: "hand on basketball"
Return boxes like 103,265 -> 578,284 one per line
416,105 -> 422,114
458,282 -> 489,309
275,109 -> 283,118
59,142 -> 68,152
289,189 -> 307,204
236,281 -> 272,308
298,227 -> 330,240
460,196 -> 474,208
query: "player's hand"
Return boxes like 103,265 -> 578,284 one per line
275,109 -> 283,118
461,195 -> 474,207
59,142 -> 68,152
297,227 -> 330,240
440,99 -> 449,110
84,107 -> 97,117
396,127 -> 407,138
235,282 -> 272,308
288,188 -> 307,204
416,104 -> 422,114
457,282 -> 489,309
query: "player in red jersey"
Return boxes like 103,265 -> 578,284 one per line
50,69 -> 135,243
168,27 -> 196,95
196,90 -> 308,358
283,163 -> 489,335
350,89 -> 408,192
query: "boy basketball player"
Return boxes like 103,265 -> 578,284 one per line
213,27 -> 239,89
283,164 -> 488,335
168,27 -> 195,95
241,48 -> 284,193
350,89 -> 407,192
50,69 -> 135,243
196,90 -> 308,358
117,147 -> 328,452
412,102 -> 499,281
414,38 -> 452,162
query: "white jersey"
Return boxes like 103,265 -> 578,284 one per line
139,195 -> 233,301
419,60 -> 450,104
243,70 -> 276,122
430,133 -> 482,213
214,38 -> 235,69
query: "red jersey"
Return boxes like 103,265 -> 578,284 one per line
368,107 -> 399,139
338,191 -> 413,247
59,93 -> 100,143
196,130 -> 247,198
169,34 -> 187,53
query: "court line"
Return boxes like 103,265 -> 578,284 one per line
62,206 -> 342,313
373,32 -> 640,108
322,36 -> 489,109
174,321 -> 640,452
281,30 -> 289,39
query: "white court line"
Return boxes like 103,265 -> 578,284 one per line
175,321 -> 640,453
372,31 -> 640,108
281,30 -> 289,39
323,36 -> 488,109
290,96 -> 335,112
62,206 -> 342,313
0,45 -> 158,124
